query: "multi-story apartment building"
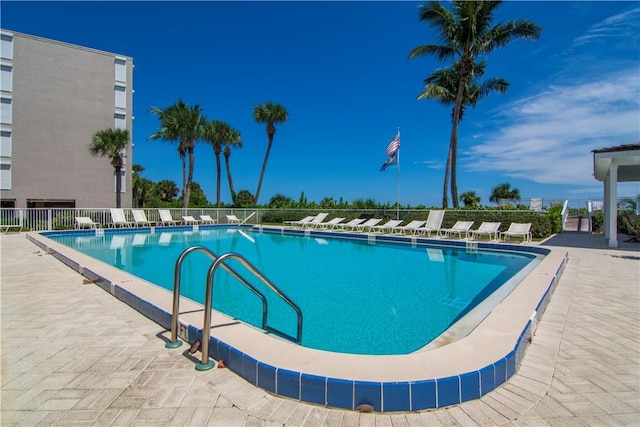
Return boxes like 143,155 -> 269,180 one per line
0,29 -> 134,209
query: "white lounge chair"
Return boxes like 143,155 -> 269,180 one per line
416,210 -> 445,237
391,220 -> 426,235
440,221 -> 474,239
199,214 -> 217,224
313,217 -> 345,230
301,213 -> 329,229
158,209 -> 180,226
284,215 -> 315,227
353,218 -> 383,232
74,216 -> 100,229
109,208 -> 134,228
333,218 -> 366,231
500,222 -> 532,243
371,219 -> 403,233
226,214 -> 241,224
132,209 -> 154,227
469,222 -> 501,241
182,215 -> 201,225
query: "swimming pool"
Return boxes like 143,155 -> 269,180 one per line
45,227 -> 538,355
29,225 -> 567,412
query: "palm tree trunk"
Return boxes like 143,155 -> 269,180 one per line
254,133 -> 273,206
215,151 -> 222,208
449,66 -> 468,209
442,143 -> 452,208
115,167 -> 122,208
224,150 -> 237,204
180,151 -> 187,209
185,146 -> 195,209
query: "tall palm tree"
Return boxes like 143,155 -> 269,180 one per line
223,129 -> 243,205
253,101 -> 288,206
149,98 -> 205,209
409,0 -> 541,208
202,120 -> 242,207
418,60 -> 508,208
89,128 -> 129,208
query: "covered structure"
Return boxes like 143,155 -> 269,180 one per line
592,142 -> 640,247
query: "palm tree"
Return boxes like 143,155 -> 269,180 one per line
149,98 -> 205,209
89,128 -> 129,208
253,101 -> 288,206
418,60 -> 508,208
223,130 -> 243,205
409,0 -> 541,208
460,190 -> 481,207
202,120 -> 242,207
490,182 -> 520,204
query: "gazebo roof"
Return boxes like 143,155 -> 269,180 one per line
592,141 -> 640,182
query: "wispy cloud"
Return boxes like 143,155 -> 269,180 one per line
415,160 -> 445,169
464,6 -> 640,187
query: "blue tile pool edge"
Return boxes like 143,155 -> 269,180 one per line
27,231 -> 568,413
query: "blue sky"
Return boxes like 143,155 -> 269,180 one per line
2,1 -> 639,207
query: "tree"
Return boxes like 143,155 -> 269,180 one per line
268,193 -> 294,208
460,190 -> 481,207
253,101 -> 288,206
149,98 -> 205,209
490,182 -> 520,204
202,120 -> 241,208
235,190 -> 255,208
132,164 -> 153,208
89,128 -> 129,208
409,1 -> 541,208
184,181 -> 209,207
154,179 -> 180,202
223,129 -> 243,205
417,60 -> 508,208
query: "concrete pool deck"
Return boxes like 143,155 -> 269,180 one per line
1,231 -> 638,425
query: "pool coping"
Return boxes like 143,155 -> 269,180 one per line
26,225 -> 568,412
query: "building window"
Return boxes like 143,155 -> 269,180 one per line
0,65 -> 12,92
115,58 -> 127,83
0,34 -> 13,61
115,85 -> 126,109
0,163 -> 11,190
0,131 -> 11,157
114,113 -> 126,130
0,97 -> 11,125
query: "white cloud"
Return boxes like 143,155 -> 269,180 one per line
573,6 -> 640,47
464,68 -> 640,186
415,160 -> 445,169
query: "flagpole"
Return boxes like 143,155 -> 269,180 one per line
396,127 -> 400,220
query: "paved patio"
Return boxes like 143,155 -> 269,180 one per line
1,232 -> 638,426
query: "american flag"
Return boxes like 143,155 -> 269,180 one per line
385,133 -> 400,156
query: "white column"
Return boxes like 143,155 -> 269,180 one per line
607,162 -> 618,248
603,179 -> 609,240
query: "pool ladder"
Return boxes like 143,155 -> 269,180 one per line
166,245 -> 303,370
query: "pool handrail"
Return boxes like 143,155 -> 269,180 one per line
168,245 -> 303,371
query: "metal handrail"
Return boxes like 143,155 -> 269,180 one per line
198,252 -> 303,370
167,245 -> 303,371
166,246 -> 268,348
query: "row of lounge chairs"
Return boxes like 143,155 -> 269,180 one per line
284,212 -> 532,242
75,209 -> 244,229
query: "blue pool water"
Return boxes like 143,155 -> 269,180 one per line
48,228 -> 537,355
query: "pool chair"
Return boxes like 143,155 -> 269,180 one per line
333,218 -> 366,231
352,218 -> 383,232
284,215 -> 315,227
226,214 -> 241,224
312,217 -> 345,230
469,222 -> 501,241
416,210 -> 445,237
301,213 -> 329,229
440,221 -> 474,239
371,219 -> 403,233
500,222 -> 532,243
131,209 -> 155,227
199,214 -> 217,225
158,209 -> 180,226
182,215 -> 201,225
391,220 -> 426,235
74,216 -> 100,229
109,208 -> 135,228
